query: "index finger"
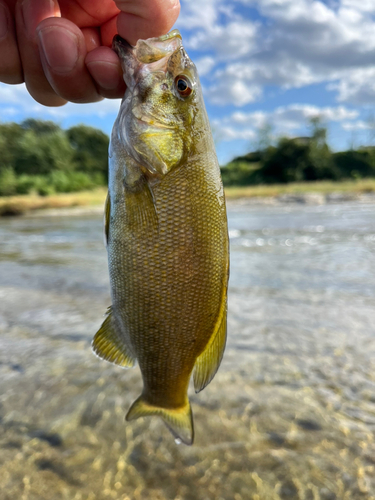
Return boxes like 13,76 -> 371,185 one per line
114,0 -> 180,45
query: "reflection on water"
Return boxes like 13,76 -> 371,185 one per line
0,202 -> 375,499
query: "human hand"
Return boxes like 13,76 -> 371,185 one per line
0,0 -> 180,106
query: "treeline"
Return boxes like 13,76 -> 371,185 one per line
0,119 -> 109,196
221,121 -> 375,186
3,119 -> 375,196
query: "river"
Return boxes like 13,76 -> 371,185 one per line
0,201 -> 374,499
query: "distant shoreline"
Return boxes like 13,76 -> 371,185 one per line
1,179 -> 375,216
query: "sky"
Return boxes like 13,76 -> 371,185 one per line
1,0 -> 375,164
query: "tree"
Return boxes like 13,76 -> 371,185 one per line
250,121 -> 274,154
0,123 -> 23,173
307,117 -> 336,180
14,129 -> 75,175
21,118 -> 61,135
259,138 -> 313,183
67,125 -> 109,180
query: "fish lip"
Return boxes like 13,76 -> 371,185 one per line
113,31 -> 184,89
112,34 -> 133,57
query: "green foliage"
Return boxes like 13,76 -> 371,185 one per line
21,118 -> 61,135
67,125 -> 109,181
332,150 -> 375,179
257,135 -> 337,184
222,118 -> 375,186
15,175 -> 41,195
260,139 -> 312,183
0,119 -> 109,196
49,171 -> 99,193
0,123 -> 24,173
14,130 -> 74,175
221,162 -> 261,186
0,167 -> 17,196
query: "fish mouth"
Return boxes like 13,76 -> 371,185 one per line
112,34 -> 133,58
113,30 -> 182,63
113,31 -> 183,87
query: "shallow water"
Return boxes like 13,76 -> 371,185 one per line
0,202 -> 375,499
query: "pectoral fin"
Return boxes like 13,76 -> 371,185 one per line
126,395 -> 194,445
124,178 -> 158,232
193,301 -> 227,393
92,307 -> 136,368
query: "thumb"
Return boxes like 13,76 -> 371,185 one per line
114,0 -> 180,45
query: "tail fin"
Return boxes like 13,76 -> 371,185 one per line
126,395 -> 194,445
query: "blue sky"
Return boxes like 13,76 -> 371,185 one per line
1,0 -> 375,164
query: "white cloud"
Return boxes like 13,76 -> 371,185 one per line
209,79 -> 262,107
179,0 -> 375,106
213,125 -> 256,141
195,56 -> 216,76
342,0 -> 375,12
341,120 -> 371,130
329,68 -> 375,104
213,103 -> 358,141
230,111 -> 267,127
177,0 -> 220,30
187,20 -> 258,60
272,104 -> 358,128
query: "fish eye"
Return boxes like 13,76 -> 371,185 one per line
174,75 -> 193,97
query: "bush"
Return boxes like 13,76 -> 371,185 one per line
257,137 -> 337,184
14,130 -> 75,176
221,162 -> 261,186
67,125 -> 109,180
49,171 -> 98,193
259,140 -> 312,183
15,175 -> 38,194
35,178 -> 55,196
0,167 -> 17,196
333,150 -> 375,179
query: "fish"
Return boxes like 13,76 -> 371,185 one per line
92,29 -> 229,445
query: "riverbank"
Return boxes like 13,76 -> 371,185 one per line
0,189 -> 107,217
1,179 -> 375,216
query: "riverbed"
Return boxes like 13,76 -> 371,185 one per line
0,202 -> 374,499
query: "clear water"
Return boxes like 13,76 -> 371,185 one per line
0,202 -> 375,499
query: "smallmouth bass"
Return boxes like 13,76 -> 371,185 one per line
92,30 -> 229,445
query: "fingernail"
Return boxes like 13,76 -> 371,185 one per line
38,26 -> 79,73
0,4 -> 9,40
22,0 -> 59,39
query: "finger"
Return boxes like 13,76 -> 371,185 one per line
85,46 -> 126,99
59,0 -> 120,28
100,14 -> 117,47
115,0 -> 180,45
15,0 -> 66,106
0,0 -> 23,83
81,27 -> 101,52
36,17 -> 102,103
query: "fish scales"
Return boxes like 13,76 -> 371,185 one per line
92,30 -> 229,445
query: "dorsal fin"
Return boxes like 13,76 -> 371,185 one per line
193,301 -> 227,393
92,307 -> 136,368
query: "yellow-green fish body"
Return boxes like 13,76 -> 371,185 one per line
93,30 -> 229,445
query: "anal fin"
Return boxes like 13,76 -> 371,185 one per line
193,302 -> 227,393
92,307 -> 136,368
